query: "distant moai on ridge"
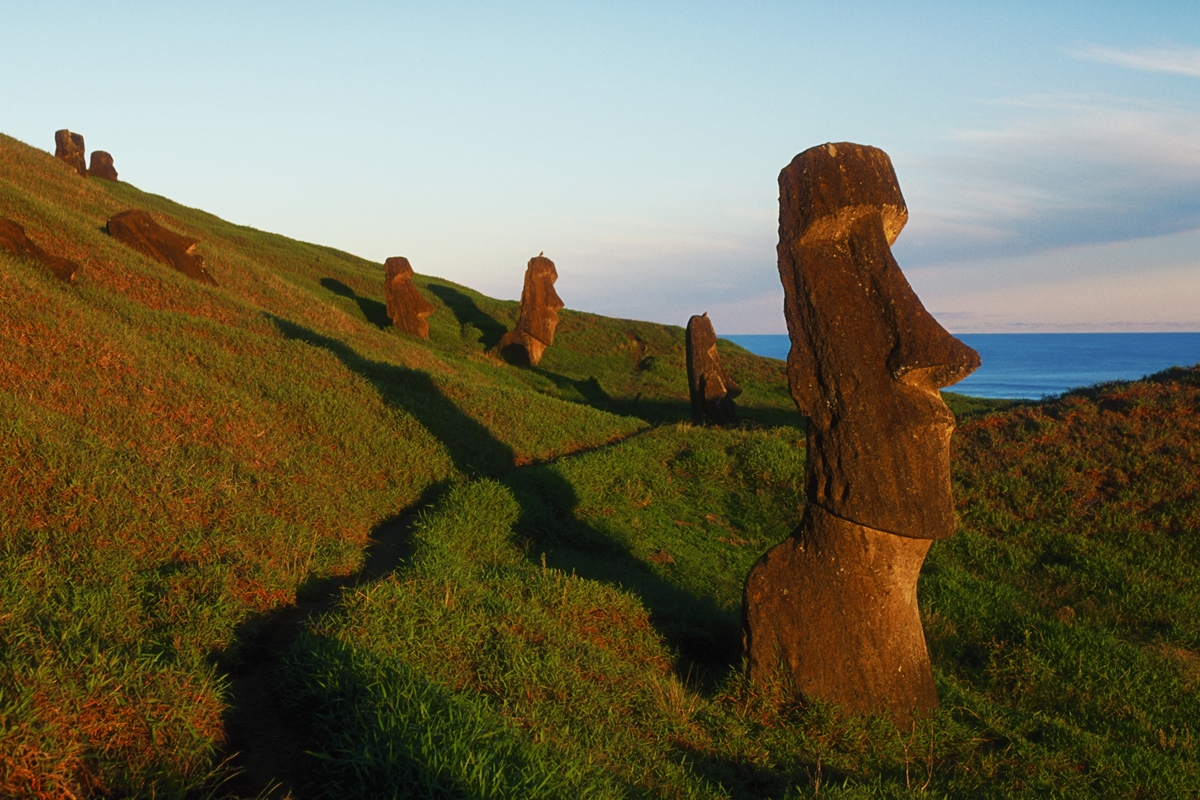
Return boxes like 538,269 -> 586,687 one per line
383,256 -> 435,339
54,130 -> 87,177
106,209 -> 217,286
742,142 -> 980,723
89,151 -> 118,181
498,253 -> 564,366
685,313 -> 742,426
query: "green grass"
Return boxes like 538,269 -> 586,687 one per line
3,129 -> 1199,797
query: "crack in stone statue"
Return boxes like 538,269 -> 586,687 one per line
498,253 -> 564,366
106,209 -> 218,286
742,142 -> 980,722
686,312 -> 741,426
383,256 -> 435,339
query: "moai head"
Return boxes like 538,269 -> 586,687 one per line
686,312 -> 742,425
384,256 -> 435,339
519,254 -> 564,347
54,130 -> 87,177
777,143 -> 980,540
89,151 -> 118,181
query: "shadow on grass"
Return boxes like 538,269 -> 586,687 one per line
217,479 -> 452,799
427,283 -> 509,349
271,315 -> 514,477
217,316 -> 784,794
504,465 -> 746,692
319,277 -> 391,328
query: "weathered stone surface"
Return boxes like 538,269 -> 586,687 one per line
743,506 -> 938,717
742,142 -> 980,722
383,256 -> 435,338
89,151 -> 118,181
776,142 -> 979,541
0,217 -> 80,282
498,253 -> 564,366
686,312 -> 741,425
106,209 -> 217,285
54,130 -> 87,177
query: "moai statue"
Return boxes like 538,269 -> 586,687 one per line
383,256 -> 435,338
89,151 -> 118,181
686,312 -> 742,425
0,218 -> 81,282
742,143 -> 980,722
498,253 -> 564,366
106,209 -> 217,285
54,130 -> 87,177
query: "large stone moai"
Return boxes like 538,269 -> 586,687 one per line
89,151 -> 118,181
498,253 -> 564,366
54,130 -> 87,177
742,143 -> 980,722
383,256 -> 435,338
106,209 -> 218,285
686,313 -> 742,426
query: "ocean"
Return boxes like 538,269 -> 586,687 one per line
723,332 -> 1200,400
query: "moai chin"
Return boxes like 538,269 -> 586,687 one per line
383,256 -> 435,339
742,142 -> 980,723
686,313 -> 742,426
54,130 -> 87,177
498,253 -> 564,366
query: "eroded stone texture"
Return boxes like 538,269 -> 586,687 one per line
498,253 -> 564,366
89,151 -> 118,181
0,217 -> 80,282
742,142 -> 980,722
383,256 -> 435,338
686,312 -> 741,425
106,209 -> 217,285
54,130 -> 87,177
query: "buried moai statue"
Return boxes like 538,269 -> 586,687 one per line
54,130 -> 87,177
0,218 -> 81,282
686,313 -> 742,425
742,143 -> 981,722
89,151 -> 118,181
383,256 -> 435,338
498,253 -> 564,366
106,209 -> 218,286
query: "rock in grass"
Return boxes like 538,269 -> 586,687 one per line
106,209 -> 217,286
383,256 -> 435,338
88,150 -> 118,181
743,142 -> 980,723
498,253 -> 564,366
54,129 -> 87,177
685,313 -> 741,426
0,217 -> 80,282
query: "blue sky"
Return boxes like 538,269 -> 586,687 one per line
4,1 -> 1199,333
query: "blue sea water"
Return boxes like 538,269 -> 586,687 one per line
723,333 -> 1200,400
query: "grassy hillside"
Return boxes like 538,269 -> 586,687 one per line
2,131 -> 1199,798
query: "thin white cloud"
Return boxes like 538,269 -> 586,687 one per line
1070,44 -> 1200,78
895,95 -> 1200,265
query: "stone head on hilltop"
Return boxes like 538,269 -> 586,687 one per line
54,130 -> 87,177
743,142 -> 980,723
777,142 -> 980,540
89,151 -> 118,181
383,256 -> 435,339
498,253 -> 564,366
686,312 -> 742,426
